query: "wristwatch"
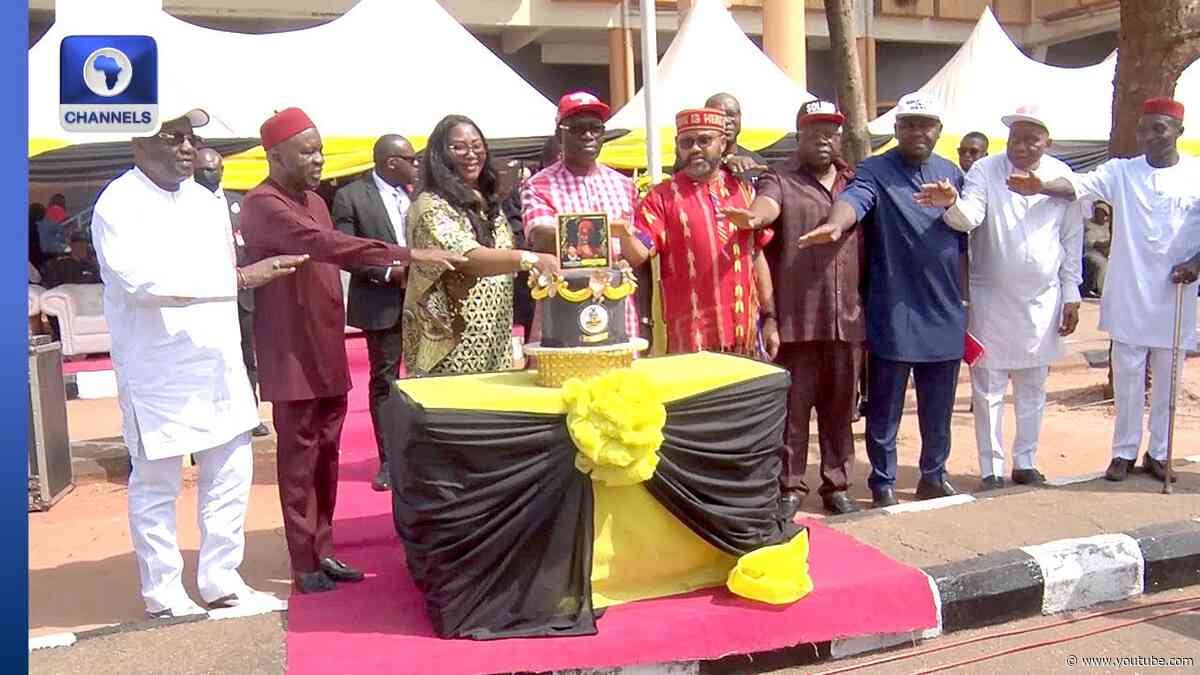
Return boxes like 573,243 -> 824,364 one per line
519,251 -> 539,272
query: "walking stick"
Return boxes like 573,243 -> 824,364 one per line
1163,282 -> 1185,494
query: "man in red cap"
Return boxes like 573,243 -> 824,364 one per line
721,100 -> 861,516
522,91 -> 640,345
1009,97 -> 1200,483
616,108 -> 774,357
240,107 -> 465,593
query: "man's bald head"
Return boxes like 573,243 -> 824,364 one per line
193,147 -> 224,192
372,134 -> 418,189
705,92 -> 742,151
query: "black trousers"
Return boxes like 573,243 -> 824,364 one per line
365,321 -> 405,465
237,304 -> 258,398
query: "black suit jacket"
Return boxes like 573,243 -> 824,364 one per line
332,174 -> 407,330
225,190 -> 255,312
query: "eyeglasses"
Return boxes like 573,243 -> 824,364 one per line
559,122 -> 606,138
676,133 -> 720,151
156,131 -> 202,147
448,143 -> 486,157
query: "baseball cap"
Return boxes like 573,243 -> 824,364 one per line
157,108 -> 210,132
1001,104 -> 1049,134
556,91 -> 611,125
797,100 -> 845,127
894,93 -> 941,122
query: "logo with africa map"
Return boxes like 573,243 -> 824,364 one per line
60,35 -> 158,133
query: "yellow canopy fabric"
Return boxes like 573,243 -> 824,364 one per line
222,136 -> 430,191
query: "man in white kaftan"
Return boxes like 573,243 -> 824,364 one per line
92,110 -> 301,617
1008,97 -> 1200,482
920,107 -> 1082,488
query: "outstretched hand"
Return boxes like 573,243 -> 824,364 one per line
1171,260 -> 1200,285
1006,172 -> 1043,197
797,223 -> 843,249
719,206 -> 758,230
726,155 -> 768,174
914,179 -> 959,208
240,254 -> 310,289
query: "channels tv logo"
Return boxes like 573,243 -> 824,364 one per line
60,35 -> 158,133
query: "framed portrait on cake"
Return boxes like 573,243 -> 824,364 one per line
556,212 -> 611,269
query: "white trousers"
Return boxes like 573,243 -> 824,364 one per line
971,365 -> 1049,478
1112,341 -> 1180,461
128,432 -> 253,613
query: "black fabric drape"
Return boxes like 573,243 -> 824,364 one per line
384,368 -> 793,640
383,391 -> 596,640
647,370 -> 799,555
29,137 -> 262,183
1047,141 -> 1112,172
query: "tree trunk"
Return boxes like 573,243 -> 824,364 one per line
824,0 -> 871,166
1109,0 -> 1200,157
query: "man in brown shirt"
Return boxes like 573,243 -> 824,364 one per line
723,101 -> 863,516
241,108 -> 464,594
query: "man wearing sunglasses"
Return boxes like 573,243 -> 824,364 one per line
91,109 -> 308,618
617,108 -> 775,358
522,91 -> 640,346
331,134 -> 419,492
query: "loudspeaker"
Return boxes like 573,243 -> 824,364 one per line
29,335 -> 73,511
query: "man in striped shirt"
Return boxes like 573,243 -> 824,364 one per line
522,91 -> 640,344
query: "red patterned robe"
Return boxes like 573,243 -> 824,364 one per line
635,168 -> 773,355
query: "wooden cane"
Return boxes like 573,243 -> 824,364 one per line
1163,282 -> 1185,494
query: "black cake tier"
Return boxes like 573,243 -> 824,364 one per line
540,268 -> 629,348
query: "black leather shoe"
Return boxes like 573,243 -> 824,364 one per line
295,571 -> 336,594
980,476 -> 1006,491
1011,469 -> 1046,485
823,492 -> 860,515
320,557 -> 365,582
372,463 -> 391,492
778,493 -> 803,520
1105,457 -> 1133,482
871,486 -> 899,508
251,423 -> 271,437
916,479 -> 957,500
1144,455 -> 1178,483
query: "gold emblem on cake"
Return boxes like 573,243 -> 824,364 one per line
579,303 -> 610,343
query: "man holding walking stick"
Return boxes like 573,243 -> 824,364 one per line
1008,97 -> 1200,484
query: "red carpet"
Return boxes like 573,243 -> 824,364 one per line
61,354 -> 113,374
285,338 -> 938,675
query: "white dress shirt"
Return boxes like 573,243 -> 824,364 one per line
1065,155 -> 1200,350
91,168 -> 259,460
372,169 -> 410,246
946,153 -> 1084,369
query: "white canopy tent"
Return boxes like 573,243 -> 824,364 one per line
29,0 -> 557,187
602,0 -> 816,169
868,7 -> 1119,141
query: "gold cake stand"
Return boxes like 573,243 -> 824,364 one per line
523,338 -> 649,388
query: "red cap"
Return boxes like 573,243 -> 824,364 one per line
675,108 -> 726,134
797,100 -> 845,128
260,107 -> 316,150
556,91 -> 610,125
1143,97 -> 1185,121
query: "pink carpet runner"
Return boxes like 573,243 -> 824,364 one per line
285,337 -> 938,674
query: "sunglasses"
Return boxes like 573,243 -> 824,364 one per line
676,133 -> 721,151
156,131 -> 202,147
559,122 -> 606,138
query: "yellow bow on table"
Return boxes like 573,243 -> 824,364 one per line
563,370 -> 666,487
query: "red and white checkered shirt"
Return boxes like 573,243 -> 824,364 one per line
521,160 -> 640,343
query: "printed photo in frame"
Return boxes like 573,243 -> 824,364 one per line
556,212 -> 611,269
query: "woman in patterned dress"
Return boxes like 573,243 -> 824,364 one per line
403,115 -> 559,376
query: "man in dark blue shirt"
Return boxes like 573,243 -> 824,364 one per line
798,93 -> 966,508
